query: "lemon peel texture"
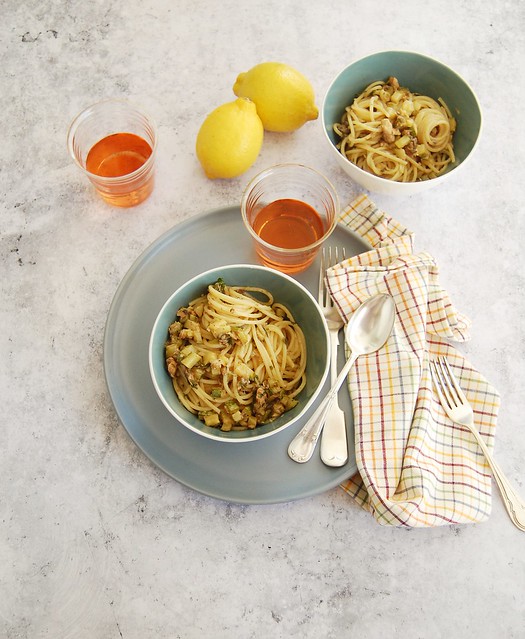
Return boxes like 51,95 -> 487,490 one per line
196,98 -> 264,179
233,62 -> 318,132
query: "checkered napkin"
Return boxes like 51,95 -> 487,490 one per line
326,194 -> 500,527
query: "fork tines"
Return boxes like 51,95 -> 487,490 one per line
430,357 -> 467,411
319,246 -> 346,306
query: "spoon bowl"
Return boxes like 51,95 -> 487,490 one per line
288,293 -> 396,464
346,293 -> 397,355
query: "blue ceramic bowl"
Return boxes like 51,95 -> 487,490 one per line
149,264 -> 329,442
322,50 -> 482,196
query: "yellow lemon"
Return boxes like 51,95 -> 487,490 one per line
196,98 -> 264,179
233,62 -> 318,132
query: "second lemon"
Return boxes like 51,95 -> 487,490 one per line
233,62 -> 318,133
196,98 -> 264,179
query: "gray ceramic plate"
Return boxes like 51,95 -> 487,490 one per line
103,205 -> 369,504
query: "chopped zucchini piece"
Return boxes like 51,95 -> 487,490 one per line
203,412 -> 220,427
181,351 -> 202,369
416,144 -> 429,158
391,90 -> 403,103
202,350 -> 218,366
220,411 -> 234,429
165,343 -> 179,358
208,319 -> 231,338
395,134 -> 411,149
180,344 -> 196,358
225,400 -> 240,414
234,361 -> 253,380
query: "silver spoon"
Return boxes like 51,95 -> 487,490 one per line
288,293 -> 396,464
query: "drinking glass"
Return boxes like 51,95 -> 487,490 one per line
241,164 -> 339,274
67,99 -> 157,207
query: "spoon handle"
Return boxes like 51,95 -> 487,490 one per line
288,353 -> 358,463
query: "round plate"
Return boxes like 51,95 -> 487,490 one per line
103,205 -> 369,504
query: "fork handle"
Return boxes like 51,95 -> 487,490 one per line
328,329 -> 340,386
467,424 -> 525,532
492,461 -> 525,532
288,352 -> 358,463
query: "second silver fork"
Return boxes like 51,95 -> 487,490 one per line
319,247 -> 348,467
431,356 -> 525,532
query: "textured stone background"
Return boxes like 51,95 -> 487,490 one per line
1,1 -> 524,637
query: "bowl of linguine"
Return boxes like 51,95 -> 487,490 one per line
149,264 -> 330,442
322,50 -> 482,196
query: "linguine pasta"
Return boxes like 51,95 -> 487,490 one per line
333,76 -> 456,182
164,279 -> 307,431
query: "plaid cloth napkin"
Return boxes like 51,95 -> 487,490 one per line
326,194 -> 500,527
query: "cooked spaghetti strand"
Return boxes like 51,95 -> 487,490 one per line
164,279 -> 307,431
333,76 -> 456,182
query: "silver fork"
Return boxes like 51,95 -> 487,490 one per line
319,246 -> 348,467
430,356 -> 525,532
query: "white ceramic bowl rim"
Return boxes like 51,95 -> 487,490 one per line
321,49 -> 483,190
148,263 -> 330,443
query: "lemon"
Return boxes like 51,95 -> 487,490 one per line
233,62 -> 318,132
196,98 -> 264,179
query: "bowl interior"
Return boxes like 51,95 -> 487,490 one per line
149,264 -> 329,442
323,51 -> 482,173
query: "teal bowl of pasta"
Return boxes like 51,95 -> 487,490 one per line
149,264 -> 330,442
322,50 -> 482,196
